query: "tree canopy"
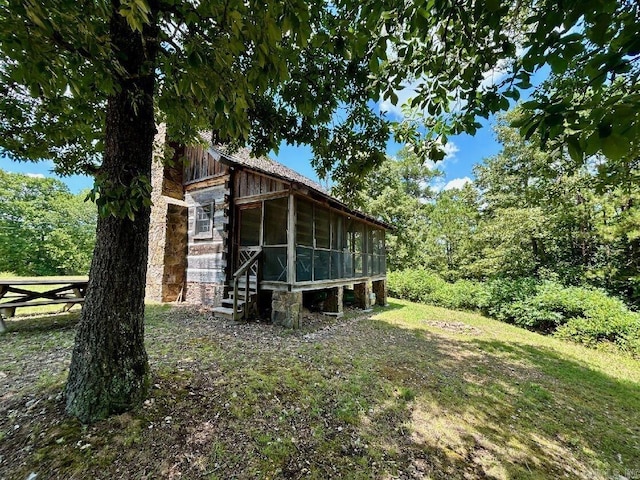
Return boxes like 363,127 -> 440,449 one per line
0,169 -> 96,275
3,1 -> 637,185
386,0 -> 639,171
0,0 -> 637,422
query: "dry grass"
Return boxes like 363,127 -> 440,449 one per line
1,299 -> 639,479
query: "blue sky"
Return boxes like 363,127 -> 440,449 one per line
271,115 -> 502,192
0,121 -> 501,194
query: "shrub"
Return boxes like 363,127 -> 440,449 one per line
387,269 -> 486,310
481,277 -> 539,321
555,311 -> 640,355
387,269 -> 445,303
388,269 -> 640,356
445,279 -> 487,310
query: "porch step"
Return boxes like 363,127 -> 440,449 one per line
238,275 -> 258,283
220,248 -> 262,321
221,298 -> 246,308
228,289 -> 256,299
212,306 -> 240,320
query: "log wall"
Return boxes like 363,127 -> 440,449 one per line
183,145 -> 229,183
184,179 -> 230,305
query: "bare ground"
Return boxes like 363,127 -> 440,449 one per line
1,302 -> 639,480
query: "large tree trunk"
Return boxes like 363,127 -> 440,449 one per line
65,2 -> 159,423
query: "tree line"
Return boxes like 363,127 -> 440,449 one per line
345,110 -> 640,308
0,170 -> 96,276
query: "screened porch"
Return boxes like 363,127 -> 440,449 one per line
236,195 -> 386,289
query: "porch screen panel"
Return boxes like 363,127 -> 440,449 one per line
296,199 -> 313,246
330,251 -> 343,279
343,247 -> 353,278
315,208 -> 330,249
371,229 -> 384,275
350,222 -> 364,277
240,207 -> 261,246
263,247 -> 288,281
330,212 -> 344,279
313,206 -> 331,280
331,214 -> 344,250
296,247 -> 313,282
264,197 -> 288,245
313,250 -> 330,280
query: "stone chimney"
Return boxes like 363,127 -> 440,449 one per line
146,125 -> 188,302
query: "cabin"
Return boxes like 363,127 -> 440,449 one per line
147,128 -> 389,327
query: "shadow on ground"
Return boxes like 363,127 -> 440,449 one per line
0,301 -> 638,479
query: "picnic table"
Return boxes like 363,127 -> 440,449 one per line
0,277 -> 88,333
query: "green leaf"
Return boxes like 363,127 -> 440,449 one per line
601,134 -> 628,160
566,137 -> 583,163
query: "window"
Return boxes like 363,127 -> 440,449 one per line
194,202 -> 214,239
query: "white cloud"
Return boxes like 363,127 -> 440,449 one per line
443,176 -> 472,191
379,79 -> 421,119
442,141 -> 459,162
431,177 -> 446,193
25,173 -> 45,179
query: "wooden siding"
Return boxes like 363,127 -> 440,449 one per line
235,170 -> 287,198
183,145 -> 229,184
184,183 -> 230,293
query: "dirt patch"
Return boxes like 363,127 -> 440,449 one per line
424,320 -> 482,335
0,303 -> 635,480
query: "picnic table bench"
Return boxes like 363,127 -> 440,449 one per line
0,277 -> 88,333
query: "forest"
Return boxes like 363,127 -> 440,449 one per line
0,170 -> 96,276
339,109 -> 640,355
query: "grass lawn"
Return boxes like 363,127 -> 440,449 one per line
1,298 -> 639,479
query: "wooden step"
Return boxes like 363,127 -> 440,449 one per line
222,298 -> 246,308
238,275 -> 258,283
236,276 -> 258,285
212,306 -> 238,320
227,291 -> 257,301
228,289 -> 256,297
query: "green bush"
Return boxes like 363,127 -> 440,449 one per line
387,269 -> 640,355
481,277 -> 539,321
387,269 -> 485,310
555,311 -> 640,354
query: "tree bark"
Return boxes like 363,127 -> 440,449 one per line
65,2 -> 159,423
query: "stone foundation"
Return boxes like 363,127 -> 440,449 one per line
272,291 -> 302,328
185,282 -> 224,305
372,279 -> 387,306
354,282 -> 372,310
323,286 -> 344,315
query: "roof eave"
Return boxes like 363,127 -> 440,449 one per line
208,145 -> 392,231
